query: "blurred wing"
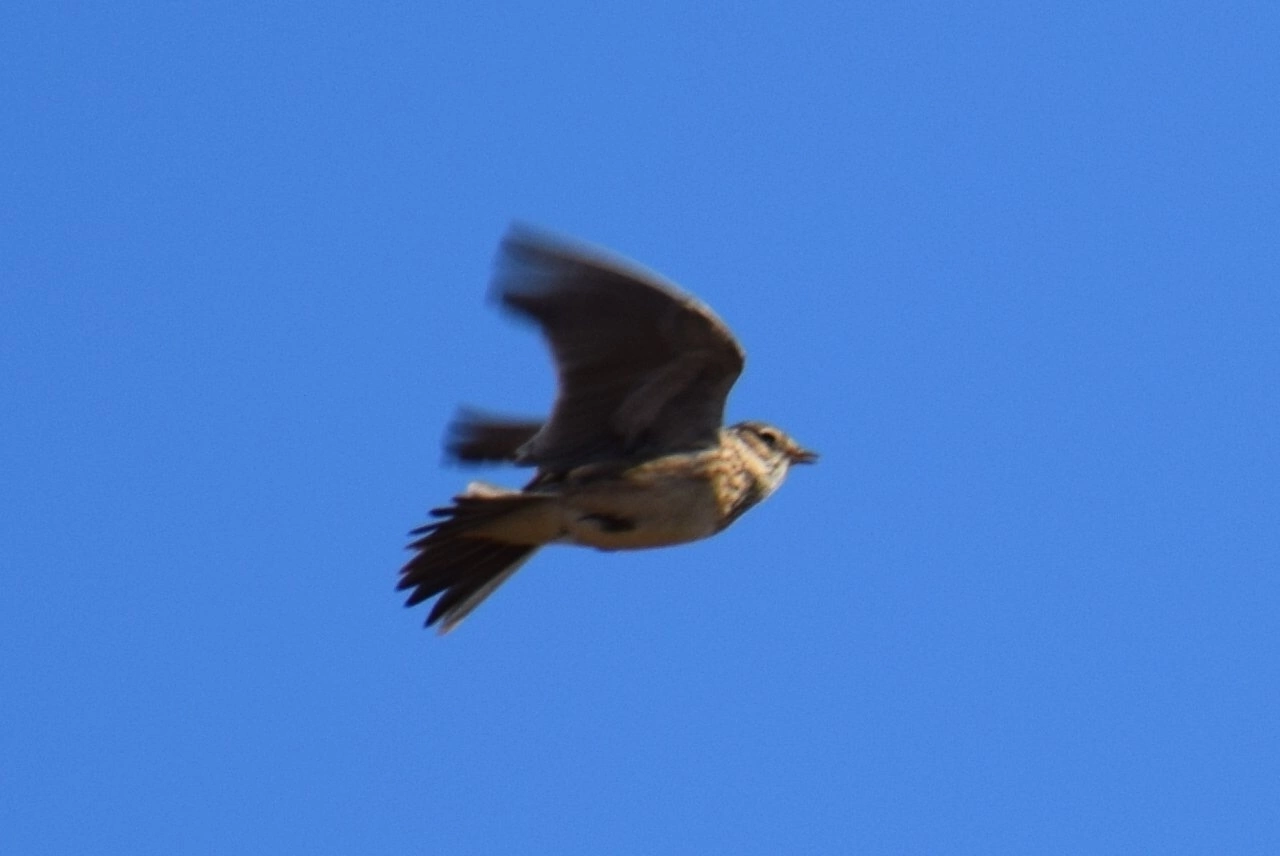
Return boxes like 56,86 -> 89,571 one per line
445,409 -> 543,463
496,228 -> 745,469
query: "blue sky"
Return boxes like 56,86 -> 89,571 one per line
3,2 -> 1278,853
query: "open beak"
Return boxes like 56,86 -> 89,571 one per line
792,447 -> 819,465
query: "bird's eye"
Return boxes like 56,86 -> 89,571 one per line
758,429 -> 779,448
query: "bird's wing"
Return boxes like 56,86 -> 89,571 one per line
445,409 -> 543,463
495,228 -> 746,469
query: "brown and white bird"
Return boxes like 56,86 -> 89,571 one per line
400,228 -> 816,632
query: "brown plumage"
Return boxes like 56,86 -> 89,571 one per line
400,228 -> 815,633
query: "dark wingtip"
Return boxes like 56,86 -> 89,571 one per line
444,409 -> 542,464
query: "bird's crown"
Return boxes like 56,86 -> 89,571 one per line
729,421 -> 818,470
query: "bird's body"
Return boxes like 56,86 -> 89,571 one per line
400,230 -> 815,632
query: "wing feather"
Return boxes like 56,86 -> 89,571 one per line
494,228 -> 745,470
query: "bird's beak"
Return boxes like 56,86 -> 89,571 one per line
792,447 -> 818,465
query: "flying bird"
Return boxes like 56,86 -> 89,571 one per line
400,228 -> 816,632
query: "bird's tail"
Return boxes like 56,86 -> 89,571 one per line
398,482 -> 554,633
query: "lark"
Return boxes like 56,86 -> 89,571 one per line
400,228 -> 816,632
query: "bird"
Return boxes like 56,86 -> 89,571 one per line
399,227 -> 816,632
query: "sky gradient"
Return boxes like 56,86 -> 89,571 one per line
3,2 -> 1278,853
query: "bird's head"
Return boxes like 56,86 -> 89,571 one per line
729,420 -> 818,490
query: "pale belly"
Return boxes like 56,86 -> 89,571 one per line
560,474 -> 723,550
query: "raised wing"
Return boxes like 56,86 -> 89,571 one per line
495,228 -> 746,470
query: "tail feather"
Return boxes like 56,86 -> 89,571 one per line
399,484 -> 548,633
426,548 -> 538,632
399,538 -> 501,606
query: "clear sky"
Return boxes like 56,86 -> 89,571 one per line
3,2 -> 1278,853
